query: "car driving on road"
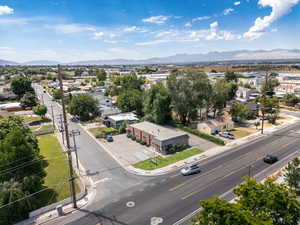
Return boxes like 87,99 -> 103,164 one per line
263,154 -> 278,164
181,164 -> 201,176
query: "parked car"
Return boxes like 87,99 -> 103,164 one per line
105,135 -> 114,142
219,131 -> 235,139
181,164 -> 201,176
70,116 -> 79,122
263,154 -> 278,164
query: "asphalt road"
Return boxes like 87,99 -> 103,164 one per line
35,85 -> 300,225
33,84 -> 149,205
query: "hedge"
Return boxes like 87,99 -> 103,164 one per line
175,124 -> 225,146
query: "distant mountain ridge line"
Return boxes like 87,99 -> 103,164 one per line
1,49 -> 300,66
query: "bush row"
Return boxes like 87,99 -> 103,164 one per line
127,133 -> 148,146
175,124 -> 225,146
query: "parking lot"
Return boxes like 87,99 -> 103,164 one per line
101,134 -> 157,165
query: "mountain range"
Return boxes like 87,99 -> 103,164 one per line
1,49 -> 300,66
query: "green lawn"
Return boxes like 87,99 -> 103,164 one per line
40,124 -> 55,130
133,148 -> 203,170
37,134 -> 79,203
89,127 -> 118,138
23,116 -> 42,123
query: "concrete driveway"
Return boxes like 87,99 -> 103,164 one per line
101,134 -> 155,165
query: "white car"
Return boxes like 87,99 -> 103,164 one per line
181,164 -> 201,176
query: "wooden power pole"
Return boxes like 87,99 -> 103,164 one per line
58,64 -> 77,208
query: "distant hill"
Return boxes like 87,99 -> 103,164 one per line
67,49 -> 300,65
1,49 -> 300,66
0,59 -> 18,66
23,60 -> 61,65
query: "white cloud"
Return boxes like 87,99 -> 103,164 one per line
142,15 -> 169,24
123,26 -> 147,33
192,16 -> 210,22
223,8 -> 234,15
47,24 -> 96,34
243,0 -> 300,39
93,32 -> 104,39
234,1 -> 241,6
184,22 -> 192,27
0,5 -> 14,15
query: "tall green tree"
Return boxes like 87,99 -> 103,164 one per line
33,104 -> 47,118
225,71 -> 238,82
10,76 -> 33,98
20,92 -> 37,109
283,93 -> 299,106
261,77 -> 279,96
143,83 -> 171,124
234,177 -> 300,225
193,177 -> 300,225
192,197 -> 271,225
284,157 -> 300,191
167,70 -> 211,124
230,102 -> 250,123
68,94 -> 99,121
96,69 -> 107,81
117,89 -> 143,116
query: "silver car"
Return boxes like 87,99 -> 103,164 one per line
181,164 -> 201,176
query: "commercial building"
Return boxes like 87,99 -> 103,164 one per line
127,121 -> 189,154
105,112 -> 139,129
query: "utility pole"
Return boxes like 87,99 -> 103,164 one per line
50,104 -> 55,129
70,129 -> 81,175
58,64 -> 77,209
57,114 -> 65,145
248,165 -> 252,177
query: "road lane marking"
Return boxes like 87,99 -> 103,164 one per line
94,178 -> 112,185
170,136 -> 300,193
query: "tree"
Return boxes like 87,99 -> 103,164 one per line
167,70 -> 211,124
143,83 -> 171,124
192,197 -> 271,225
193,177 -> 300,225
261,77 -> 279,96
68,94 -> 99,121
234,177 -> 300,225
20,92 -> 37,109
52,89 -> 62,100
210,79 -> 236,118
33,104 -> 47,118
230,102 -> 250,123
225,71 -> 238,82
0,116 -> 46,224
284,157 -> 300,191
10,76 -> 33,98
96,69 -> 107,82
257,96 -> 279,124
283,93 -> 299,106
117,89 -> 143,116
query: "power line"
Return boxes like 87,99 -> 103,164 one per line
0,179 -> 68,210
0,155 -> 66,176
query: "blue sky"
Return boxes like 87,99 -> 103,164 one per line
0,0 -> 300,62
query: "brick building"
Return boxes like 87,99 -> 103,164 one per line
127,121 -> 189,154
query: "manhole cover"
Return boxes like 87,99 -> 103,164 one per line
126,201 -> 135,207
151,217 -> 163,225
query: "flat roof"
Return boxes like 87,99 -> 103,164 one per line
108,112 -> 139,122
130,121 -> 187,141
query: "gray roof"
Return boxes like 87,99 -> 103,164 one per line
130,121 -> 187,141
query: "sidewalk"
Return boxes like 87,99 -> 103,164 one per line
83,113 -> 300,176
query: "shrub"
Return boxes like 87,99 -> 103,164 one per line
141,141 -> 146,145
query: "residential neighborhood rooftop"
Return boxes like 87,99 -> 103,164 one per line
130,121 -> 187,141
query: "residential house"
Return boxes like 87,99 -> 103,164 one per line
105,112 -> 139,129
236,86 -> 258,102
127,121 -> 189,154
197,117 -> 234,135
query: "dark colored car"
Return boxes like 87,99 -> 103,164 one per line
263,154 -> 278,164
70,116 -> 79,122
106,135 -> 113,142
181,164 -> 201,176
